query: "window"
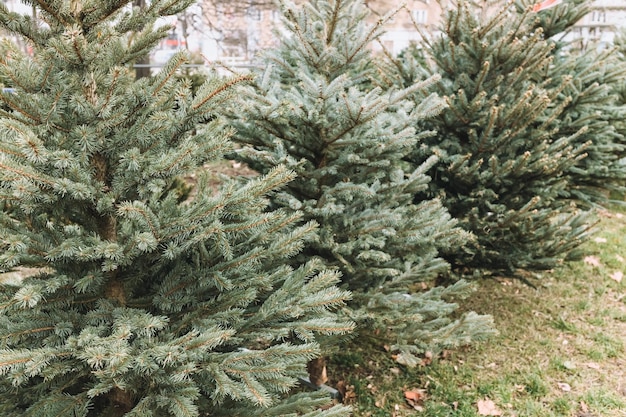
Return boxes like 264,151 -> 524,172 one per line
412,9 -> 428,24
247,7 -> 261,21
590,10 -> 606,23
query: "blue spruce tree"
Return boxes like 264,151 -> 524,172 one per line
382,0 -> 614,274
0,1 -> 352,415
226,0 -> 495,368
527,0 -> 626,204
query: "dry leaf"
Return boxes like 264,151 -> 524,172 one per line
404,388 -> 426,411
583,255 -> 601,267
404,389 -> 426,402
579,400 -> 590,414
616,255 -> 625,263
594,237 -> 608,243
557,382 -> 571,392
336,380 -> 356,404
598,209 -> 612,218
477,398 -> 502,416
610,271 -> 623,283
585,362 -> 600,370
422,351 -> 433,366
306,357 -> 327,386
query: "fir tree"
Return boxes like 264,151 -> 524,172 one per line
613,30 -> 626,169
384,0 -> 605,274
227,0 -> 495,367
527,0 -> 626,204
0,1 -> 353,416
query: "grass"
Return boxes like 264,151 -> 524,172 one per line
326,206 -> 626,416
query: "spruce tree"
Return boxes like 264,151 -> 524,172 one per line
227,0 -> 495,367
384,0 -> 605,274
613,30 -> 626,168
528,0 -> 626,204
0,1 -> 352,416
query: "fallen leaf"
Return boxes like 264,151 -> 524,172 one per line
580,401 -> 589,412
336,380 -> 356,404
477,398 -> 502,416
584,255 -> 601,267
557,382 -> 571,392
423,351 -> 433,366
594,237 -> 608,243
404,388 -> 426,411
610,271 -> 623,283
404,389 -> 426,402
616,255 -> 625,263
306,357 -> 327,386
585,362 -> 600,370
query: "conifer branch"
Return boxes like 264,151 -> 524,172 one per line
5,326 -> 55,340
32,0 -> 69,26
345,18 -> 383,64
71,32 -> 85,65
1,96 -> 42,123
192,74 -> 251,111
87,0 -> 129,28
326,0 -> 342,45
38,63 -> 54,93
152,56 -> 186,97
0,162 -> 54,188
100,68 -> 122,112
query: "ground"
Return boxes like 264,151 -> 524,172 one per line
326,207 -> 626,417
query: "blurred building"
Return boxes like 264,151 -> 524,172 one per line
189,0 -> 626,66
569,0 -> 626,47
1,0 -> 626,66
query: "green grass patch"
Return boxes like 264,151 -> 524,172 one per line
327,206 -> 626,416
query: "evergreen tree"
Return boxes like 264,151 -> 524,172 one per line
0,1 -> 352,416
227,0 -> 495,367
384,0 -> 607,274
529,1 -> 626,204
612,30 -> 626,173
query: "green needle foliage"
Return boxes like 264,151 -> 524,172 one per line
613,29 -> 626,163
226,0 -> 495,367
0,1 -> 352,416
384,0 -> 618,275
524,0 -> 626,204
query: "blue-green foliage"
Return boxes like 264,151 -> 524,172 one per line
227,0 -> 495,366
384,0 -> 622,274
613,29 -> 626,176
0,1 -> 352,416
